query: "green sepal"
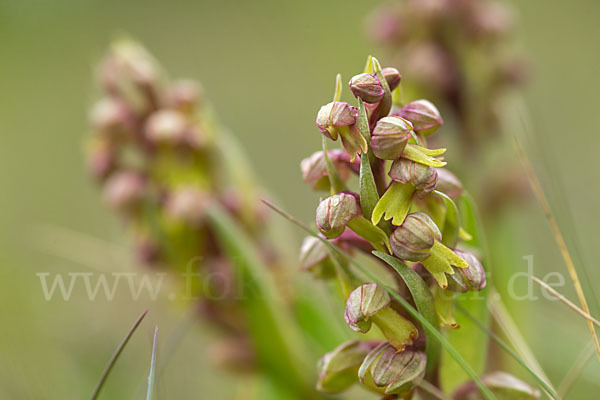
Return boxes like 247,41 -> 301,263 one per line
371,182 -> 415,225
347,216 -> 391,253
433,286 -> 459,329
422,241 -> 468,289
371,307 -> 418,351
402,143 -> 447,167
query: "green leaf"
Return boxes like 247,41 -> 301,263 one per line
356,98 -> 380,220
322,136 -> 347,194
372,252 -> 441,377
207,205 -> 315,398
434,190 -> 459,248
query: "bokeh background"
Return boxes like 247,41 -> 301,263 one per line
1,0 -> 599,398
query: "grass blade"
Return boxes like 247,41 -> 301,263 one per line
532,276 -> 600,327
488,293 -> 557,397
514,138 -> 600,361
90,309 -> 148,400
146,326 -> 158,400
262,200 -> 497,400
456,303 -> 559,399
558,341 -> 595,398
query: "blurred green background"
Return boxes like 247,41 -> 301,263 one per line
1,0 -> 599,398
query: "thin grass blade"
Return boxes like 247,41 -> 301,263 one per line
146,326 -> 158,400
90,309 -> 148,400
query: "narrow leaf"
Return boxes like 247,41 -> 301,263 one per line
457,304 -> 559,399
434,190 -> 459,248
146,326 -> 158,400
90,309 -> 148,400
357,99 -> 379,219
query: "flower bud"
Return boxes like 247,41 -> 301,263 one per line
344,283 -> 391,333
317,340 -> 379,393
453,371 -> 540,399
300,150 -> 359,191
395,99 -> 443,136
316,102 -> 358,140
102,170 -> 145,212
298,236 -> 336,279
446,250 -> 486,293
370,116 -> 413,160
90,97 -> 133,138
435,168 -> 463,198
316,102 -> 367,161
389,158 -> 437,195
145,110 -> 188,145
382,67 -> 402,91
390,212 -> 441,261
100,40 -> 163,113
316,193 -> 360,239
359,343 -> 426,395
165,186 -> 209,226
86,139 -> 115,181
349,73 -> 384,104
168,79 -> 202,113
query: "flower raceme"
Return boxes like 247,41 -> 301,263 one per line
301,57 -> 532,398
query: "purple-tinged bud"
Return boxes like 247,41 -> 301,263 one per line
370,116 -> 413,160
168,80 -> 202,113
469,2 -> 513,39
316,102 -> 367,161
165,186 -> 209,226
389,158 -> 438,195
406,43 -> 456,92
395,99 -> 443,136
316,193 -> 360,239
359,343 -> 426,395
145,110 -> 188,145
381,67 -> 402,91
300,150 -> 359,191
344,283 -> 391,333
86,140 -> 115,181
100,40 -> 163,113
134,235 -> 161,265
366,6 -> 405,44
316,101 -> 358,141
90,97 -> 133,138
317,340 -> 380,393
102,170 -> 145,212
435,168 -> 463,198
453,371 -> 540,399
349,73 -> 384,104
390,212 -> 441,261
446,250 -> 486,293
298,236 -> 336,279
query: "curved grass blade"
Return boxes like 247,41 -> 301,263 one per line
558,341 -> 595,398
207,204 -> 313,397
488,293 -> 557,398
90,309 -> 148,400
262,200 -> 497,400
456,303 -> 559,400
372,251 -> 440,377
514,138 -> 600,361
146,326 -> 158,400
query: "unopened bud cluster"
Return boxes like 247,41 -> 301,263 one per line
366,0 -> 527,147
300,59 -> 533,398
87,40 -> 275,371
